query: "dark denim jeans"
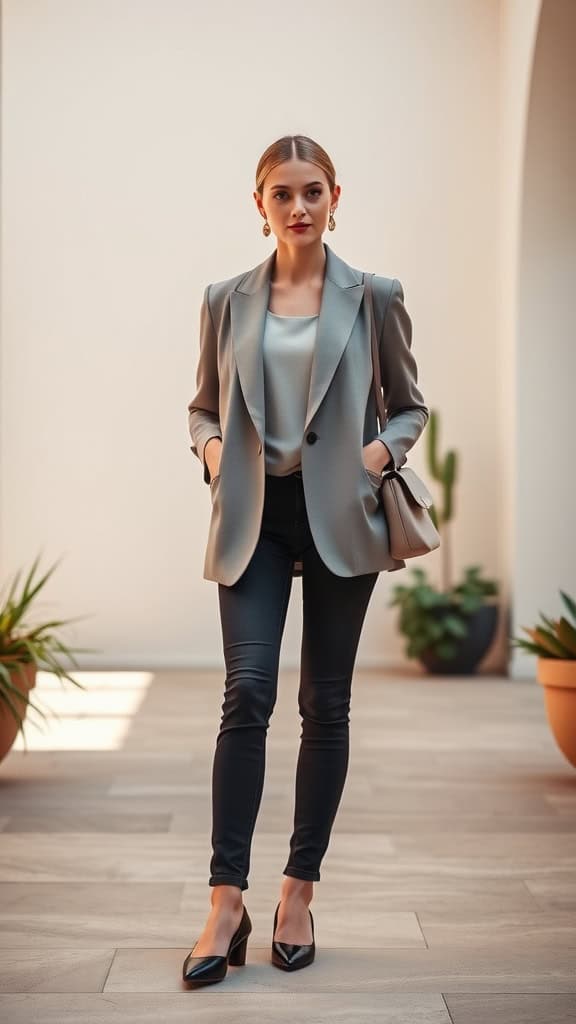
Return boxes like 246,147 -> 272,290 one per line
209,470 -> 379,891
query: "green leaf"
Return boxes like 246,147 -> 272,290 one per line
556,617 -> 576,657
533,627 -> 572,658
560,590 -> 576,628
436,641 -> 458,659
443,615 -> 469,637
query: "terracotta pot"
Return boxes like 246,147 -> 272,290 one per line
0,661 -> 37,762
537,658 -> 576,769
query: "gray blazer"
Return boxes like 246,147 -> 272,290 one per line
188,241 -> 429,585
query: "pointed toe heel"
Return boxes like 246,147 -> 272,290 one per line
271,900 -> 315,971
183,905 -> 252,987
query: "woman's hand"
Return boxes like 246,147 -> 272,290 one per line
362,439 -> 393,475
205,436 -> 222,481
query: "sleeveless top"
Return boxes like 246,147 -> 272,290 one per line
262,310 -> 319,476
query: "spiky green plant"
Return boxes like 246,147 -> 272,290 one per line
0,552 -> 97,752
426,408 -> 457,592
510,590 -> 576,659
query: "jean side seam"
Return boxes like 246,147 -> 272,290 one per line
239,555 -> 293,885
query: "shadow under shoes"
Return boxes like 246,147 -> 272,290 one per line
271,900 -> 315,971
183,905 -> 252,987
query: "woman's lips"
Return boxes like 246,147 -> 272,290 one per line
288,224 -> 311,231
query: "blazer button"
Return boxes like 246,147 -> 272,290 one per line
306,431 -> 317,444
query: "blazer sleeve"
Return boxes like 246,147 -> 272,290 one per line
187,283 -> 222,484
374,278 -> 429,470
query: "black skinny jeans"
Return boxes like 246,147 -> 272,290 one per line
209,469 -> 379,891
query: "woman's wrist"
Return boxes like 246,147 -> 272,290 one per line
375,440 -> 393,470
204,436 -> 222,479
364,439 -> 392,473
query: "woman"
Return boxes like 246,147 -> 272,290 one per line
183,134 -> 429,987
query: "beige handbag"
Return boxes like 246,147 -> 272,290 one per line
364,273 -> 441,559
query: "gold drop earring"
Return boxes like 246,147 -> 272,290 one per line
328,209 -> 336,231
262,217 -> 271,237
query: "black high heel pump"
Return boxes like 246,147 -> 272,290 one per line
183,905 -> 252,987
271,900 -> 315,971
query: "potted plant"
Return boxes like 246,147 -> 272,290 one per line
387,410 -> 499,674
0,553 -> 94,761
510,589 -> 576,769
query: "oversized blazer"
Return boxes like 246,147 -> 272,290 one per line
187,241 -> 429,586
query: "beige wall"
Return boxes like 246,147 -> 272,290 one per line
499,0 -> 542,680
506,0 -> 576,678
1,0 -> 563,672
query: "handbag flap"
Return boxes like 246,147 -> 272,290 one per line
384,465 -> 434,508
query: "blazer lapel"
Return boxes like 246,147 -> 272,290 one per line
229,242 -> 365,446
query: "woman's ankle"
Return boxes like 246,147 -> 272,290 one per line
280,877 -> 314,905
209,883 -> 243,912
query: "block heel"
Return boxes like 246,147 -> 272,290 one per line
228,932 -> 249,966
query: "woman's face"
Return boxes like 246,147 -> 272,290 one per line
255,159 -> 339,245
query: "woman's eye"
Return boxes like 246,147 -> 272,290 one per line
273,189 -> 322,200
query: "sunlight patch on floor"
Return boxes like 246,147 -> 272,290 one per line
11,671 -> 154,752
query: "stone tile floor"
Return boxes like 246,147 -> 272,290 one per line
0,667 -> 575,1022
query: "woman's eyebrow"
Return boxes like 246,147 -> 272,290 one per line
270,181 -> 324,189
